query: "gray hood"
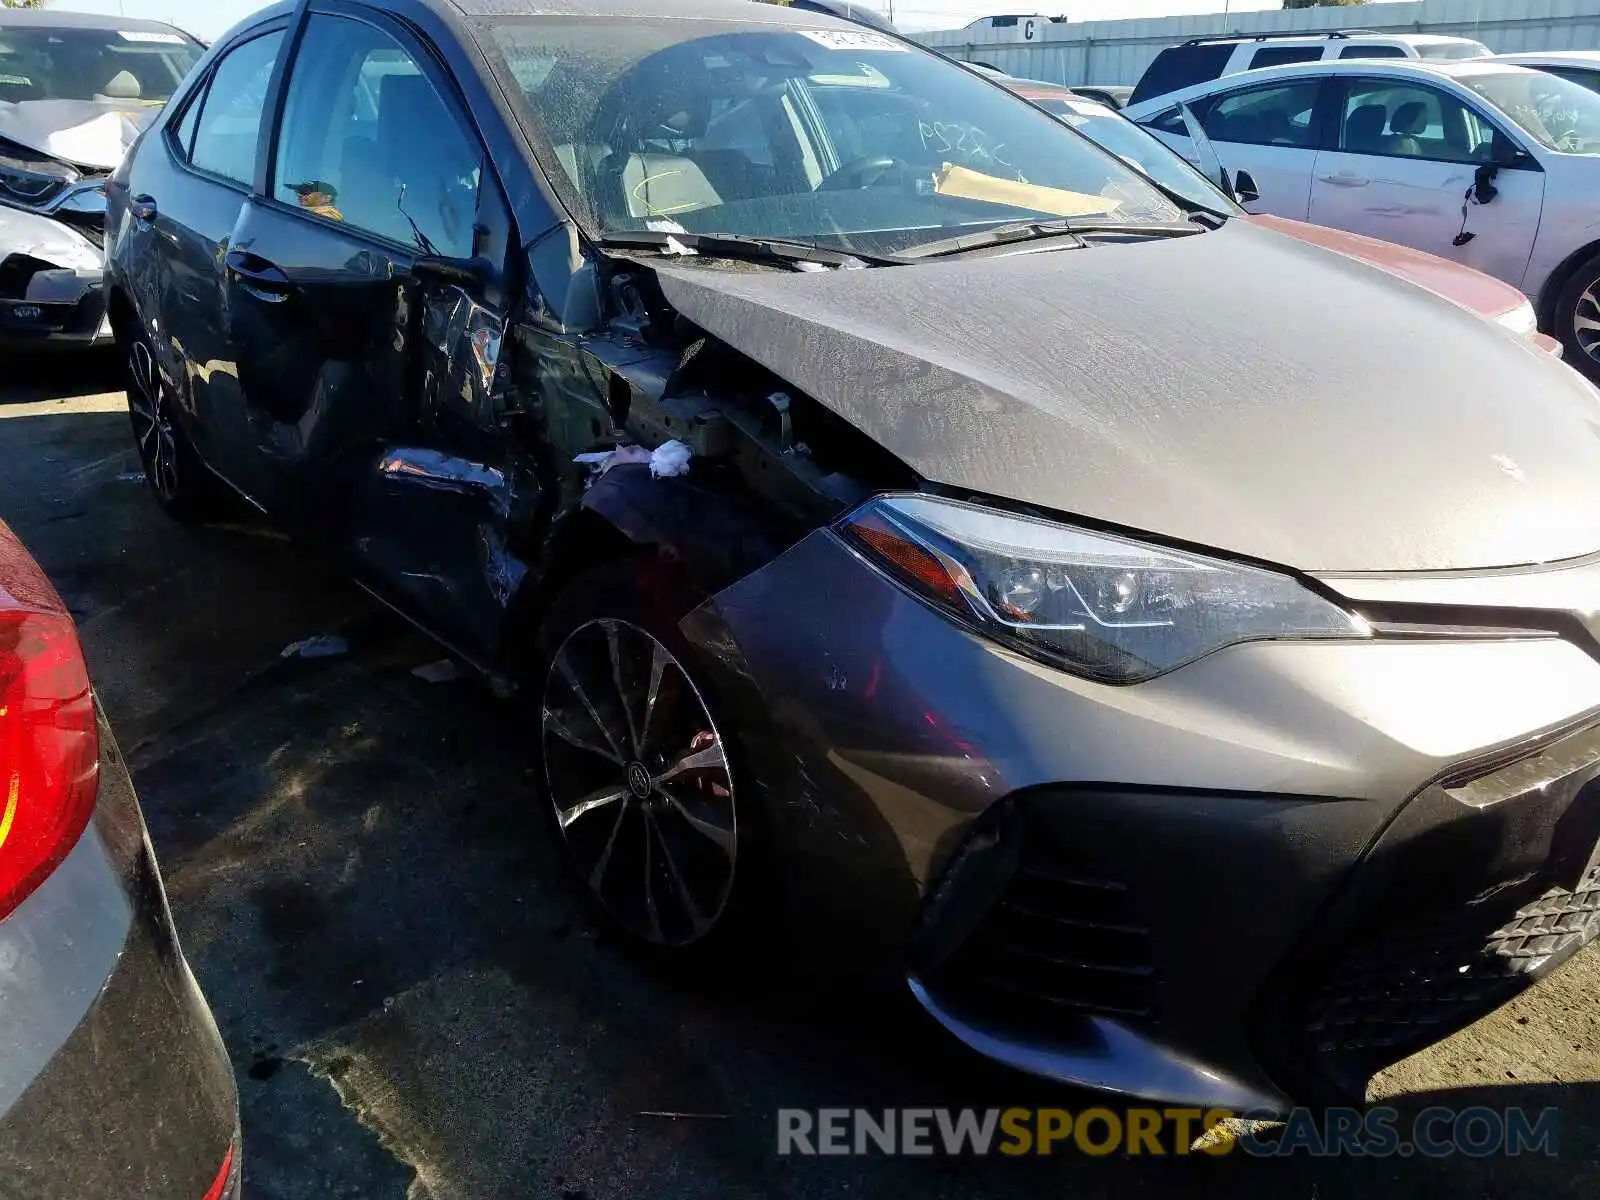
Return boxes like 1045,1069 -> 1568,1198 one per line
656,220 -> 1600,572
0,99 -> 157,170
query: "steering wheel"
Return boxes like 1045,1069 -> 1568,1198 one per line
818,154 -> 906,191
1556,128 -> 1583,152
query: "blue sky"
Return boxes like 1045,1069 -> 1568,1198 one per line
53,0 -> 1396,40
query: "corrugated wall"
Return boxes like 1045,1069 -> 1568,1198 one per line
915,0 -> 1600,86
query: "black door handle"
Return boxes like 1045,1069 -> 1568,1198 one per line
225,248 -> 291,302
130,194 -> 157,221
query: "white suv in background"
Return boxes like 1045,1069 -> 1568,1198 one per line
1125,59 -> 1600,373
1127,30 -> 1488,106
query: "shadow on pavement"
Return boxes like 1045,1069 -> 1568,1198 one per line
2,349 -> 122,403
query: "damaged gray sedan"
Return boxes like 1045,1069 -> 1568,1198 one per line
0,10 -> 200,348
104,0 -> 1600,1112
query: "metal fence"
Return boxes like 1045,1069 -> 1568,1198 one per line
915,0 -> 1600,86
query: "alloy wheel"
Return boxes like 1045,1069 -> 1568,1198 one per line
128,339 -> 180,501
1575,278 -> 1600,365
542,617 -> 737,947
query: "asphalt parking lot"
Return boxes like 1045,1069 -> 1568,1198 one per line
3,353 -> 1599,1198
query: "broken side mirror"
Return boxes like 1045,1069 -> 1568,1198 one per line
1473,163 -> 1500,205
1231,169 -> 1260,205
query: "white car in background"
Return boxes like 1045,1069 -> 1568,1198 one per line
1125,59 -> 1600,373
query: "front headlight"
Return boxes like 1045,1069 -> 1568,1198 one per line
53,184 -> 107,216
838,494 -> 1369,683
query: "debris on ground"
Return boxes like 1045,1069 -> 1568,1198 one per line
412,659 -> 465,683
573,440 -> 693,486
280,634 -> 350,659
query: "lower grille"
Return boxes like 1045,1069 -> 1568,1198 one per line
928,820 -> 1160,1028
1306,863 -> 1600,1058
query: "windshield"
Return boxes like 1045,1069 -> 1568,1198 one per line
1461,68 -> 1600,154
1027,93 -> 1237,214
482,17 -> 1182,257
0,25 -> 200,104
1417,42 -> 1488,61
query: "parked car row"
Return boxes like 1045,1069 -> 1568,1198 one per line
7,2 -> 1600,1185
1124,55 -> 1600,370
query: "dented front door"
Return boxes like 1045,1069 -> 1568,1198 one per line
222,7 -> 526,655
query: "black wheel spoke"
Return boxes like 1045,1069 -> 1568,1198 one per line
588,795 -> 632,890
557,782 -> 630,829
656,788 -> 736,860
647,810 -> 711,937
543,617 -> 737,947
653,740 -> 726,787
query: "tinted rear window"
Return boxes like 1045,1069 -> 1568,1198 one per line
1249,46 -> 1322,70
1338,44 -> 1407,60
1130,43 -> 1233,105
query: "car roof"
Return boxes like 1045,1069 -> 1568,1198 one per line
1126,56 -> 1541,113
0,8 -> 195,36
442,0 -> 845,24
1489,50 -> 1600,66
1175,31 -> 1479,47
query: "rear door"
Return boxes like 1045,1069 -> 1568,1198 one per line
1190,77 -> 1325,217
1308,76 -> 1544,287
222,5 -> 522,651
118,25 -> 286,494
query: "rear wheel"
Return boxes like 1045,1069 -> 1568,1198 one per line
125,327 -> 223,519
1553,251 -> 1600,379
533,562 -> 752,953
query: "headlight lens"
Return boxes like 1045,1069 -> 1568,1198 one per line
54,185 -> 107,215
839,494 -> 1368,683
0,152 -> 74,208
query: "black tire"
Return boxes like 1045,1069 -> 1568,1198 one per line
1553,251 -> 1600,380
123,325 -> 225,520
530,558 -> 766,961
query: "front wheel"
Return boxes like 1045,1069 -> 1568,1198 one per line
533,562 -> 752,953
1553,251 -> 1600,379
124,328 -> 223,520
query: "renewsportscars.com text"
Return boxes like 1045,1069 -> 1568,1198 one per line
776,1106 -> 1560,1158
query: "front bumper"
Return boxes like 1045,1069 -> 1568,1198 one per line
683,529 -> 1600,1110
0,202 -> 111,349
0,706 -> 239,1197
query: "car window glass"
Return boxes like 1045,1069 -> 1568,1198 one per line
0,24 -> 201,103
1547,66 -> 1600,97
1249,47 -> 1322,70
487,18 -> 1182,258
172,84 -> 202,156
1129,43 -> 1233,105
189,31 -> 282,185
272,15 -> 480,257
1338,45 -> 1407,60
1460,68 -> 1600,154
1202,80 -> 1320,147
1141,106 -> 1191,136
1337,80 -> 1493,163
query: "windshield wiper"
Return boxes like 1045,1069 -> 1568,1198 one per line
900,218 -> 1200,261
593,230 -> 902,269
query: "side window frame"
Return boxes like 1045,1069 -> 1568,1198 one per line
1327,76 -> 1535,167
1202,77 -> 1325,150
263,2 -> 509,262
165,24 -> 290,192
